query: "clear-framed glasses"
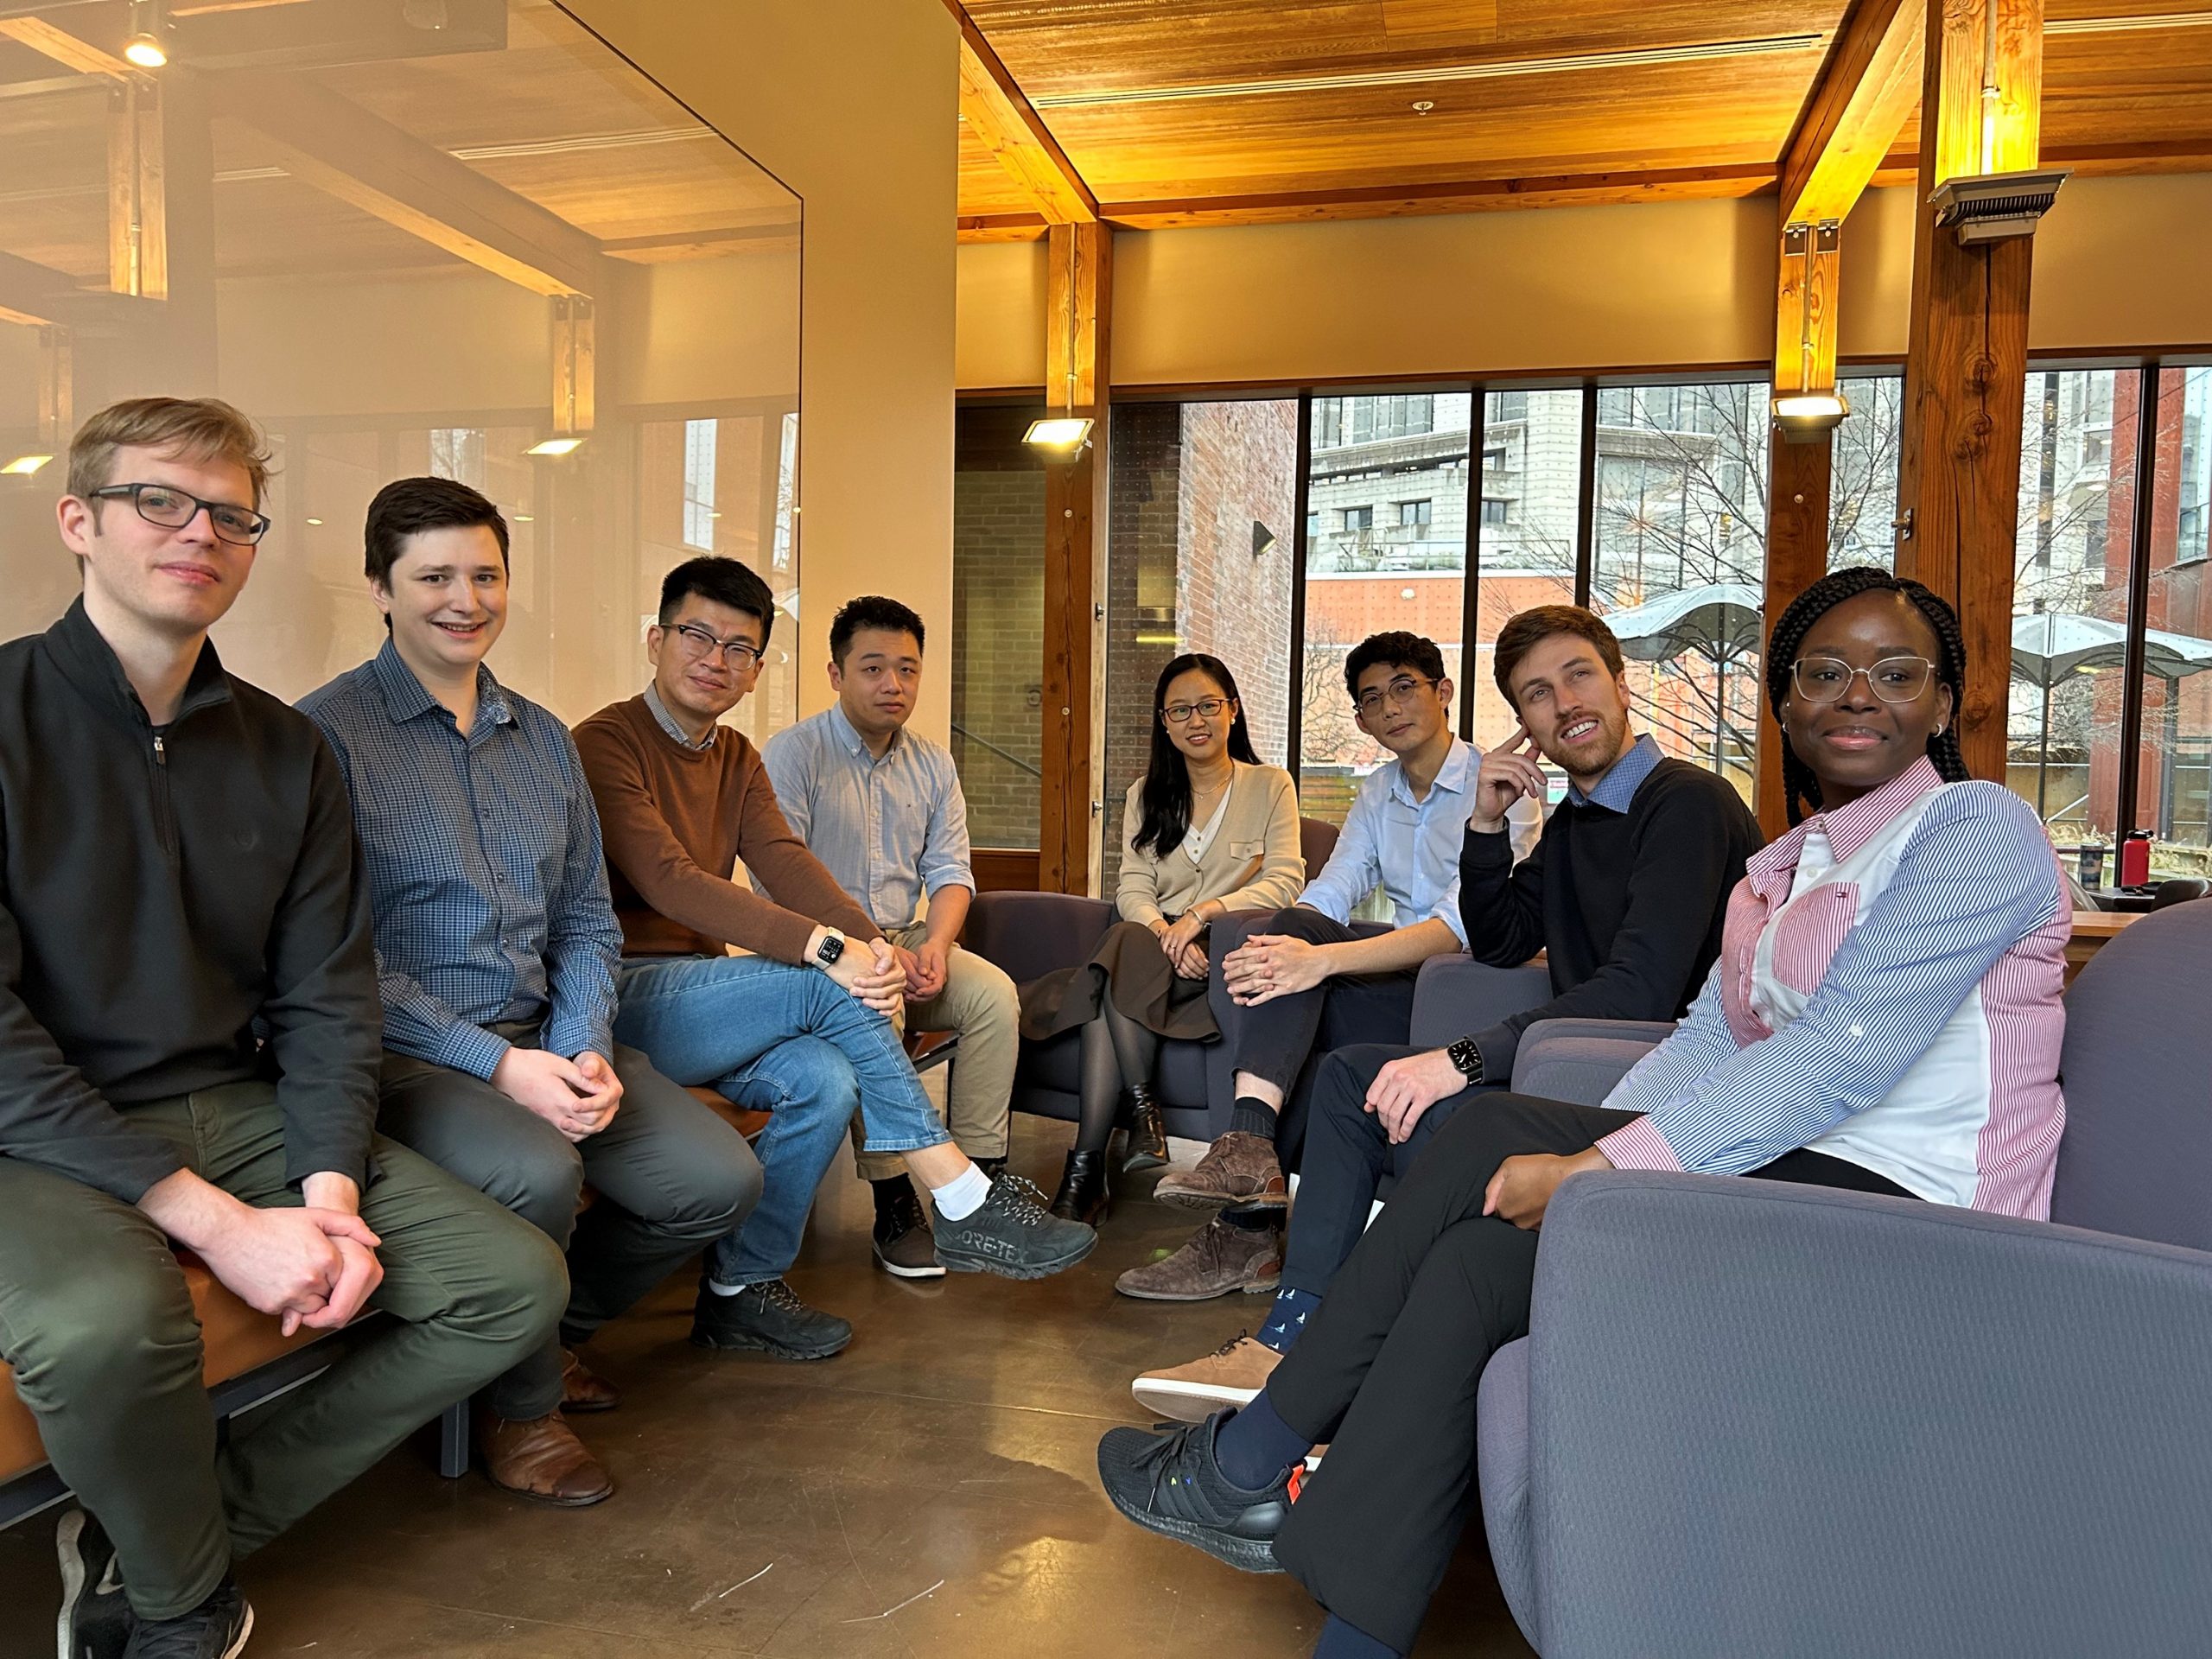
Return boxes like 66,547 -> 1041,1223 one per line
87,482 -> 270,546
1161,696 -> 1231,725
669,622 -> 767,669
1354,674 -> 1438,719
1790,654 -> 1936,704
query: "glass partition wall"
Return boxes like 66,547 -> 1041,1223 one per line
0,0 -> 801,738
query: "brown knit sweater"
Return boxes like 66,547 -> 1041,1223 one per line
573,696 -> 879,963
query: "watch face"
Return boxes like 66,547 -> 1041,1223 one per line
818,934 -> 845,965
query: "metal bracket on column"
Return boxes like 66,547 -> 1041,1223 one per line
551,293 -> 595,436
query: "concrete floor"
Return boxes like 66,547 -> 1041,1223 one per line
0,1118 -> 1535,1658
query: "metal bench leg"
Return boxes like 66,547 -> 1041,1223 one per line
437,1401 -> 470,1479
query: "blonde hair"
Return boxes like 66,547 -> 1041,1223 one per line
68,397 -> 274,509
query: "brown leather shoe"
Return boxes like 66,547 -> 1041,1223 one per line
561,1349 -> 620,1413
478,1408 -> 615,1506
1132,1331 -> 1284,1422
1115,1215 -> 1282,1301
1153,1131 -> 1287,1211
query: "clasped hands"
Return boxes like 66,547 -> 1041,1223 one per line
1223,931 -> 1330,1006
1150,908 -> 1212,980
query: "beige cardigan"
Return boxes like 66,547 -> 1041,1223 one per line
1115,761 -> 1306,927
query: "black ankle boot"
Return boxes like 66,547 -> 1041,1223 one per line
1122,1088 -> 1169,1173
976,1156 -> 1007,1183
1050,1149 -> 1112,1224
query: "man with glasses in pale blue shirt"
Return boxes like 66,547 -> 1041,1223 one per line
761,595 -> 1019,1275
1122,630 -> 1538,1302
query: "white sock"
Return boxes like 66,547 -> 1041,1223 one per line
931,1162 -> 993,1222
706,1280 -> 747,1297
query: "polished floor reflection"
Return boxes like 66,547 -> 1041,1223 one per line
0,1117 -> 1534,1657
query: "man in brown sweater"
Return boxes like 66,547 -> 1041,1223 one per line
575,557 -> 1093,1358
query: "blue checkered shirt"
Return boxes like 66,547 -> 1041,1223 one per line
299,640 -> 620,1078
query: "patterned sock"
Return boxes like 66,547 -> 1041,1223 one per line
1256,1286 -> 1321,1355
1314,1613 -> 1405,1658
1230,1096 -> 1277,1139
1213,1389 -> 1313,1492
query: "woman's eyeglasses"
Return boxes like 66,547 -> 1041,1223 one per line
1161,697 -> 1231,724
1789,655 -> 1936,704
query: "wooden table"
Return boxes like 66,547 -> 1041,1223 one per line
2066,909 -> 2140,982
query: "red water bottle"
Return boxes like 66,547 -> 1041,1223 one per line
2120,830 -> 2152,888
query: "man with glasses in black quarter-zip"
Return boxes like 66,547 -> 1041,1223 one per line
0,398 -> 567,1659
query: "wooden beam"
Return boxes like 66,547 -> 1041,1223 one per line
1773,220 -> 1841,399
1758,435 -> 1835,837
0,248 -> 142,327
0,16 -> 130,78
1778,0 -> 1925,226
35,324 -> 73,448
1039,221 -> 1110,896
944,1 -> 1096,224
207,69 -> 605,298
1896,0 -> 2044,786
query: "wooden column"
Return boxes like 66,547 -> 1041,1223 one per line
1039,221 -> 1109,895
1895,0 -> 2044,785
1758,219 -> 1841,836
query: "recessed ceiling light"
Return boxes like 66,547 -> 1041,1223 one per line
305,517 -> 323,525
526,437 -> 584,456
2,454 -> 54,475
1411,99 -> 1435,113
513,513 -> 535,522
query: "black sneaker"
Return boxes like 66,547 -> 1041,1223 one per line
872,1180 -> 946,1280
690,1277 -> 854,1360
56,1508 -> 132,1659
933,1173 -> 1096,1280
1096,1411 -> 1289,1575
121,1579 -> 251,1659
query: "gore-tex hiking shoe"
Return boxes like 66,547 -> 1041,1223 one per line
933,1174 -> 1096,1279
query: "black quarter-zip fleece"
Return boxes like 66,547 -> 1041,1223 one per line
0,599 -> 383,1202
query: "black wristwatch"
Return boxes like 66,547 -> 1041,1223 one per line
812,929 -> 848,969
1446,1035 -> 1485,1087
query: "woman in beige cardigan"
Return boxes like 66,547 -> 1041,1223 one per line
1020,654 -> 1305,1223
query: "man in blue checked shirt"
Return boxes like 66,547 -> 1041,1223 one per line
301,477 -> 761,1510
1121,630 -> 1539,1302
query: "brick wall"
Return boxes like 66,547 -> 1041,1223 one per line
950,420 -> 1046,848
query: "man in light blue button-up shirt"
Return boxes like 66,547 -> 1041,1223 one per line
1140,631 -> 1541,1265
763,596 -> 1018,1229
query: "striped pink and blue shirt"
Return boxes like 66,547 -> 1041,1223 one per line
1595,757 -> 2070,1220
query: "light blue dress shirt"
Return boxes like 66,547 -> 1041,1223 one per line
760,704 -> 974,927
1299,739 -> 1538,946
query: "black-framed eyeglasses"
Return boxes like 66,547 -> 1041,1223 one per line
88,482 -> 270,546
1790,654 -> 1936,705
1354,674 -> 1439,718
1161,696 -> 1231,725
668,621 -> 767,668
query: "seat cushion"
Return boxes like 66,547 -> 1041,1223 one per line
2,1258 -> 325,1486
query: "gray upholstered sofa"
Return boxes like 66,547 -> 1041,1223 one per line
1473,896 -> 2212,1657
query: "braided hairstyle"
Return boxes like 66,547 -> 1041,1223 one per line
1764,566 -> 1970,826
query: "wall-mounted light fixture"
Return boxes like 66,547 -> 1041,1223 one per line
1026,232 -> 1094,453
526,436 -> 584,457
1771,391 -> 1849,440
124,0 -> 169,67
2,454 -> 54,475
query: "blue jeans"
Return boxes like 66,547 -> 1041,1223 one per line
613,954 -> 948,1286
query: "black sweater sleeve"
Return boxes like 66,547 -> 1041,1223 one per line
1459,817 -> 1548,968
0,816 -> 187,1203
259,731 -> 385,1191
1469,777 -> 1744,1084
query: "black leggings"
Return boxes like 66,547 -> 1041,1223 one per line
1266,1090 -> 1913,1654
1073,999 -> 1160,1153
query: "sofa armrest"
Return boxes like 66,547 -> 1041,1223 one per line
963,889 -> 1116,984
1516,1171 -> 2212,1659
1407,955 -> 1551,1048
1509,1016 -> 1674,1106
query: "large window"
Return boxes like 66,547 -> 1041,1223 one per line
1101,397 -> 1299,890
0,0 -> 802,739
1588,380 -> 1768,798
1832,373 -> 1904,570
2138,367 -> 2212,876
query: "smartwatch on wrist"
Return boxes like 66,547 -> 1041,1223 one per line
1446,1035 -> 1485,1088
812,928 -> 848,969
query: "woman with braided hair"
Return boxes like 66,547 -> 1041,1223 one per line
1093,566 -> 2072,1659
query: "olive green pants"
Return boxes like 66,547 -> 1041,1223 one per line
0,1083 -> 567,1620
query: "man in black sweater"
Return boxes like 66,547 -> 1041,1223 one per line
1132,605 -> 1761,1419
1,398 -> 566,1659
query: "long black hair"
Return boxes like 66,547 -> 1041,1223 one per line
1133,653 -> 1261,857
1764,566 -> 1970,827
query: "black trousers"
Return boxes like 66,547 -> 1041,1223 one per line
1267,1089 -> 1914,1654
1217,907 -> 1418,1170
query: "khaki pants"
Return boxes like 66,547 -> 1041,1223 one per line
852,921 -> 1017,1179
0,1084 -> 566,1619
